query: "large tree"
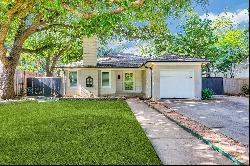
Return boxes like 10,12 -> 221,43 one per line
139,13 -> 249,77
0,0 -> 205,99
20,28 -> 83,76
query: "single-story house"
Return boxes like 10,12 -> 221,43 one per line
56,36 -> 209,100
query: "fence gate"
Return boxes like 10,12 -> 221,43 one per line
202,77 -> 224,95
27,77 -> 63,97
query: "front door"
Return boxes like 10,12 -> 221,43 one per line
124,72 -> 134,91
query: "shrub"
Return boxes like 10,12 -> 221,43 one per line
242,84 -> 249,96
202,88 -> 215,100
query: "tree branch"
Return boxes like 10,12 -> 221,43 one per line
0,1 -> 35,64
36,23 -> 80,33
62,0 -> 145,19
21,45 -> 52,54
11,14 -> 45,55
50,45 -> 70,73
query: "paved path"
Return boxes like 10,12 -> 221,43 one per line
161,96 -> 249,145
127,99 -> 233,165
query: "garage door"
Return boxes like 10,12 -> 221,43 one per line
160,69 -> 195,98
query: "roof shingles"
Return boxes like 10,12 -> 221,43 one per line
57,53 -> 209,68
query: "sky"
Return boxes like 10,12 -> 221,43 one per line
121,0 -> 249,54
167,0 -> 249,33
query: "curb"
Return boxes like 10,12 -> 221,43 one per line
146,101 -> 245,165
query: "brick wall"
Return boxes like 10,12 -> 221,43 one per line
82,36 -> 97,66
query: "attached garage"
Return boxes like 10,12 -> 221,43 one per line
160,69 -> 195,98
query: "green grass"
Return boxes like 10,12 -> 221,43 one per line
0,100 -> 161,165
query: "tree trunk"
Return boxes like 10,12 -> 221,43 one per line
45,56 -> 52,77
0,13 -> 45,99
0,64 -> 16,99
1,44 -> 22,99
46,72 -> 53,77
206,64 -> 211,77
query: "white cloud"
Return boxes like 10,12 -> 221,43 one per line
200,9 -> 249,24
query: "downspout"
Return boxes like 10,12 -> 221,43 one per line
145,66 -> 153,99
62,68 -> 66,96
150,67 -> 153,99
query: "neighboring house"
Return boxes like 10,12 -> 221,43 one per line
210,58 -> 249,78
56,36 -> 209,100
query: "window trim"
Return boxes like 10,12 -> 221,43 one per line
101,70 -> 111,88
123,71 -> 135,92
68,70 -> 78,88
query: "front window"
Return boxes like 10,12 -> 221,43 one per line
69,71 -> 77,87
124,73 -> 134,91
102,72 -> 110,87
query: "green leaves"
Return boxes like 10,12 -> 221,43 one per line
169,13 -> 249,77
20,26 -> 83,73
202,88 -> 214,100
2,0 -> 208,71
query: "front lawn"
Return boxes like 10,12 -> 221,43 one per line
0,100 -> 161,165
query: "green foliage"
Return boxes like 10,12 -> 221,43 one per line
170,14 -> 217,59
97,40 -> 126,57
20,27 -> 83,73
242,84 -> 249,96
0,0 -> 207,69
143,12 -> 249,77
213,27 -> 249,76
202,88 -> 215,100
0,100 -> 161,165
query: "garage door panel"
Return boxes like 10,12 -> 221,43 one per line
160,69 -> 195,98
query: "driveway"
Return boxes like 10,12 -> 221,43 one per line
161,96 -> 249,146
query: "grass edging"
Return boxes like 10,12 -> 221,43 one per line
59,97 -> 126,101
145,101 -> 244,165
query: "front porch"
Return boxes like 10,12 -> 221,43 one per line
64,68 -> 148,98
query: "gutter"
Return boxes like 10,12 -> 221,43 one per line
139,60 -> 210,68
54,60 -> 210,69
53,66 -> 141,69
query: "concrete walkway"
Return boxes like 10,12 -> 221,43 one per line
127,99 -> 233,165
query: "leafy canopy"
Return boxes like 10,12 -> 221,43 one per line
0,0 -> 207,72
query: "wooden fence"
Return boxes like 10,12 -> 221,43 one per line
202,77 -> 249,95
223,78 -> 249,95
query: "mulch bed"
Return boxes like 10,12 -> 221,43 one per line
144,100 -> 249,165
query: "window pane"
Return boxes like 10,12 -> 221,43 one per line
124,73 -> 134,90
69,71 -> 77,87
102,72 -> 110,86
125,82 -> 133,90
125,73 -> 133,81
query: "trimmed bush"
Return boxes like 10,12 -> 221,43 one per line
242,84 -> 249,96
202,88 -> 215,100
